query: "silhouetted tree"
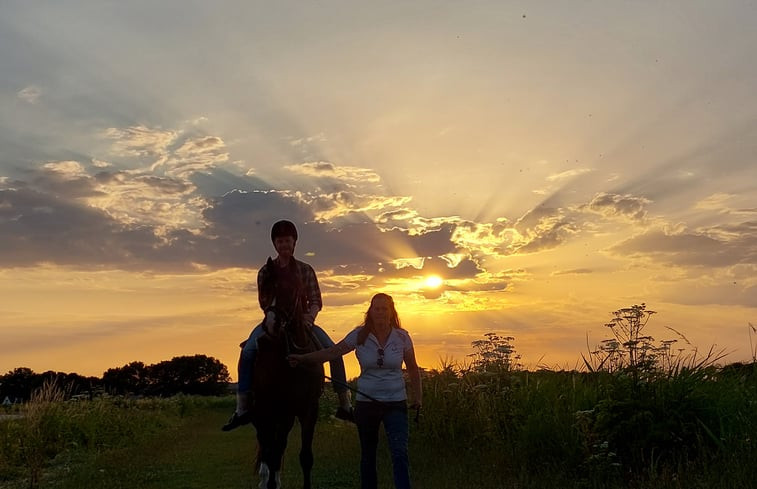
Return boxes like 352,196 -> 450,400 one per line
0,368 -> 101,402
102,361 -> 149,395
0,367 -> 37,401
145,355 -> 231,396
4,355 -> 231,399
38,371 -> 101,397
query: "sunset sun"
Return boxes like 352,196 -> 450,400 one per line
424,275 -> 443,289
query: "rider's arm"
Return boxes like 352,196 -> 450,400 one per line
257,262 -> 274,311
303,304 -> 320,327
301,263 -> 322,325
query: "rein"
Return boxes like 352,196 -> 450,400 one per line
323,374 -> 421,424
322,374 -> 383,404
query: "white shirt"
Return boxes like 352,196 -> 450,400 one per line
343,327 -> 414,402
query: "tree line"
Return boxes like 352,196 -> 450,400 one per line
0,354 -> 231,402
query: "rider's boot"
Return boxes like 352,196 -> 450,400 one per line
222,391 -> 253,431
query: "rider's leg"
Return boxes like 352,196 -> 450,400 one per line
222,322 -> 264,431
312,325 -> 353,418
238,322 -> 264,395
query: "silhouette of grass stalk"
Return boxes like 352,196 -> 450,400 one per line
18,380 -> 69,488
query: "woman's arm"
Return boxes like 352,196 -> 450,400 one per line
404,347 -> 422,408
289,340 -> 353,365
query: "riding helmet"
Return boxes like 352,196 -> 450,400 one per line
271,220 -> 298,242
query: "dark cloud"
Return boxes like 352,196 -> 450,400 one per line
515,226 -> 572,254
455,276 -> 510,293
92,171 -> 192,194
0,188 -> 162,268
26,164 -> 103,199
387,257 -> 480,280
511,207 -> 577,254
190,168 -> 272,197
307,162 -> 335,172
136,175 -> 193,194
585,192 -> 649,221
513,206 -> 560,233
301,221 -> 460,272
609,223 -> 757,268
0,177 -> 467,279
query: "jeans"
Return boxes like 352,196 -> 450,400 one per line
237,322 -> 347,394
354,400 -> 410,489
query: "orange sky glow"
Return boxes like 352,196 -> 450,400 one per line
2,2 -> 756,381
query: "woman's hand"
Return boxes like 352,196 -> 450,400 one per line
409,402 -> 422,424
287,354 -> 304,367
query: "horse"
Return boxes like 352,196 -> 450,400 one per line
251,305 -> 324,489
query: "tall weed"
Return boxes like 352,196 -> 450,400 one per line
416,352 -> 756,487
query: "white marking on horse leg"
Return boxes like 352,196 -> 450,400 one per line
258,462 -> 269,489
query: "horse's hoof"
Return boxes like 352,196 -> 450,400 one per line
258,463 -> 269,489
258,463 -> 281,489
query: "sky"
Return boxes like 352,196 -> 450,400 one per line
2,1 -> 756,381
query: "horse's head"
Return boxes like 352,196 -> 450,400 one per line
261,306 -> 315,356
262,306 -> 291,339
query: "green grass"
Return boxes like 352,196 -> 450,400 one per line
2,364 -> 756,489
0,392 -> 366,489
37,405 -> 257,489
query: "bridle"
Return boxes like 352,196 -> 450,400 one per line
263,298 -> 315,359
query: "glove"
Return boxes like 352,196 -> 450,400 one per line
302,313 -> 315,328
303,305 -> 319,328
264,310 -> 276,330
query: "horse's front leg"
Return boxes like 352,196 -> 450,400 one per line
262,416 -> 295,489
298,403 -> 319,489
255,420 -> 282,489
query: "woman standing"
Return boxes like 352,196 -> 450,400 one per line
288,293 -> 422,489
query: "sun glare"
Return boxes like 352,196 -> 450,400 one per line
424,275 -> 443,289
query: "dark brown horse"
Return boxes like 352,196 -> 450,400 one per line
252,306 -> 324,489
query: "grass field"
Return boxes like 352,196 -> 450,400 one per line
0,393 -> 401,489
2,361 -> 756,489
